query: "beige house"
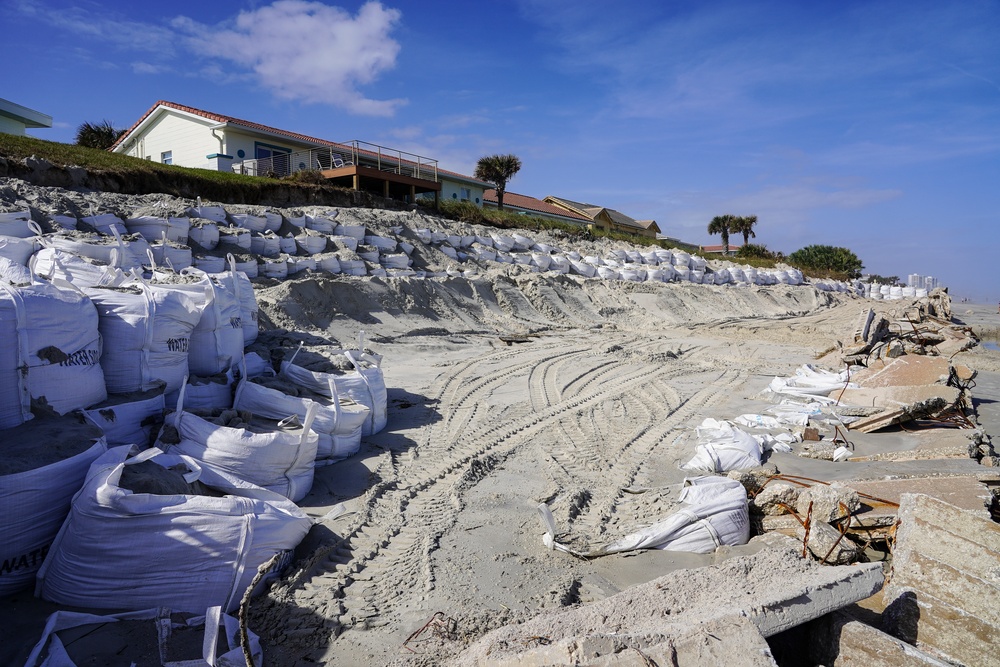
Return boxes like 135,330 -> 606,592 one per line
111,100 -> 489,205
482,190 -> 592,226
543,196 -> 660,239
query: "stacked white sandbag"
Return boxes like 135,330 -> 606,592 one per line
44,229 -> 151,270
235,377 -> 370,463
80,213 -> 127,235
0,256 -> 32,284
125,215 -> 190,244
36,445 -> 312,614
0,279 -> 106,428
85,279 -> 201,394
83,387 -> 166,448
0,413 -> 108,595
30,248 -> 128,288
279,344 -> 387,435
160,385 -> 319,502
188,219 -> 220,250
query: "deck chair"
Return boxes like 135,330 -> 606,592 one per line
331,153 -> 354,168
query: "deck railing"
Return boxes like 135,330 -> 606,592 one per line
232,142 -> 438,183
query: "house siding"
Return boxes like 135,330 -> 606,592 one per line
0,116 -> 26,136
439,179 -> 486,206
223,129 -> 311,167
118,110 -> 219,168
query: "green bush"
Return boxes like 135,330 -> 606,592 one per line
787,245 -> 863,279
736,244 -> 778,260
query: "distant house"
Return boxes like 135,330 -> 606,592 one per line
0,98 -> 52,136
111,100 -> 488,205
543,196 -> 660,239
699,244 -> 741,256
482,190 -> 592,226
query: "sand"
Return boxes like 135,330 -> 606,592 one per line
2,180 -> 998,665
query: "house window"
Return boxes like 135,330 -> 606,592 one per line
254,143 -> 291,175
161,151 -> 172,165
460,188 -> 471,201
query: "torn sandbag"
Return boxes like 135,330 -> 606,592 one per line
766,364 -> 857,403
538,476 -> 749,557
36,445 -> 312,614
681,418 -> 763,473
23,605 -> 261,667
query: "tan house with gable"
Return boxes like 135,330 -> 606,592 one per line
543,196 -> 660,239
482,190 -> 592,226
111,100 -> 489,206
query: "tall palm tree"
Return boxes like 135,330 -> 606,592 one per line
707,214 -> 738,254
733,214 -> 758,246
474,154 -> 522,210
75,120 -> 125,149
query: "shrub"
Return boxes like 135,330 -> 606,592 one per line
787,245 -> 863,279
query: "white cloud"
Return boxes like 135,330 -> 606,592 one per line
173,1 -> 406,116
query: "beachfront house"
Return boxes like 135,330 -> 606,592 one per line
0,98 -> 52,136
110,100 -> 489,206
543,196 -> 660,239
482,190 -> 592,226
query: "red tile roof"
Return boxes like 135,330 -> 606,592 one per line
110,100 -> 489,185
483,189 -> 591,221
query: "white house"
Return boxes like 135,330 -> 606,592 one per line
0,98 -> 52,136
111,101 -> 489,206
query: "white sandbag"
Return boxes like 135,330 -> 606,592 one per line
79,213 -> 127,236
279,344 -> 387,435
23,605 -> 261,667
192,254 -> 226,273
86,280 -> 200,393
306,215 -> 337,234
278,234 -> 298,255
539,476 -> 748,557
187,204 -> 227,222
286,214 -> 306,229
379,253 -> 410,270
0,420 -> 106,595
569,259 -> 596,277
596,266 -> 618,280
150,240 -> 193,272
250,231 -> 281,257
30,248 -> 128,289
316,253 -> 341,274
511,234 -> 533,251
329,234 -> 359,251
261,256 -> 289,279
36,445 -> 312,613
287,256 -> 317,274
356,246 -> 380,263
243,352 -> 272,379
235,378 -> 370,463
47,214 -> 75,231
83,390 -> 165,448
153,270 -> 244,376
0,280 -> 106,427
232,255 -> 258,279
188,220 -> 220,250
230,213 -> 267,233
0,209 -> 34,237
339,259 -> 366,276
295,233 -> 328,255
767,364 -> 855,403
44,229 -> 151,270
0,234 -> 40,264
217,226 -> 251,251
0,255 -> 32,283
334,223 -> 365,240
171,368 -> 236,411
490,233 -> 515,252
264,211 -> 283,232
681,418 -> 762,473
365,235 -> 397,252
161,385 -> 318,501
530,252 -> 551,271
124,216 -> 189,243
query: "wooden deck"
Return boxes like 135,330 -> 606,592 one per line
320,164 -> 441,202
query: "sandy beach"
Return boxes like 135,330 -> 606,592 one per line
2,192 -> 998,666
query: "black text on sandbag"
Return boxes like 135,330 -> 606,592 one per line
0,545 -> 49,576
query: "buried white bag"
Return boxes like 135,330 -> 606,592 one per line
680,418 -> 763,473
234,376 -> 370,463
0,416 -> 107,596
36,445 -> 312,614
160,380 -> 319,502
85,279 -> 201,394
0,279 -> 106,429
82,388 -> 165,448
538,476 -> 749,557
152,268 -> 244,376
23,605 -> 261,667
278,337 -> 387,435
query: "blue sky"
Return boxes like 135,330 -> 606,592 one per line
3,0 -> 999,302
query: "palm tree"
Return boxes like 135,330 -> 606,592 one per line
707,214 -> 738,254
733,215 -> 758,246
75,120 -> 125,149
474,154 -> 522,210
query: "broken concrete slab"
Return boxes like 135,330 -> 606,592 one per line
796,484 -> 860,522
832,385 -> 960,412
846,474 -> 998,521
453,548 -> 884,666
808,611 -> 955,667
795,521 -> 858,564
849,356 -> 952,389
883,493 -> 1000,667
751,483 -> 800,516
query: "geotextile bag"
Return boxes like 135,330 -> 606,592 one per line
83,389 -> 166,448
36,445 -> 313,614
0,420 -> 107,596
680,418 -> 762,473
0,280 -> 106,428
160,382 -> 319,502
22,605 -> 262,667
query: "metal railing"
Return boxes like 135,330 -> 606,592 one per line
232,142 -> 438,183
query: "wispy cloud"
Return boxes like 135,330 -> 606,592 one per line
172,1 -> 406,116
12,0 -> 407,117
